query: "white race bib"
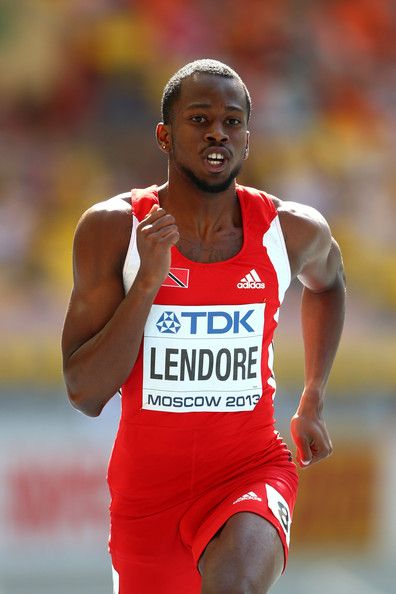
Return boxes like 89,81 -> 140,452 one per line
142,303 -> 265,412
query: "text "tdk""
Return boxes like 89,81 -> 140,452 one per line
180,310 -> 255,334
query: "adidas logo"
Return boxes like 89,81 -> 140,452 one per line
233,491 -> 263,505
237,269 -> 265,289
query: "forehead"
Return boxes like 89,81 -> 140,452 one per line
177,73 -> 247,113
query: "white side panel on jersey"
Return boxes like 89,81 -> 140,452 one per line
262,216 -> 291,303
142,303 -> 265,412
267,342 -> 276,397
122,214 -> 140,293
112,564 -> 120,594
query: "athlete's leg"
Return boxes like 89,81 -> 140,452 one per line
198,512 -> 284,594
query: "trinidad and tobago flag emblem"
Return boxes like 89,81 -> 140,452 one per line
162,267 -> 190,288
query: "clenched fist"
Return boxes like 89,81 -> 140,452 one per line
136,205 -> 180,289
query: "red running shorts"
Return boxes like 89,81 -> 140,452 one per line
109,464 -> 298,594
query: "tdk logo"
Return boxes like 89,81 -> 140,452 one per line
156,309 -> 255,334
156,312 -> 181,334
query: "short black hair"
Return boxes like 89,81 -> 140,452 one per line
161,58 -> 252,124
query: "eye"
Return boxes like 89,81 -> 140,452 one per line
226,117 -> 241,126
190,115 -> 207,123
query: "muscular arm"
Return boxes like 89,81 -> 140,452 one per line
278,201 -> 346,467
61,199 -> 179,417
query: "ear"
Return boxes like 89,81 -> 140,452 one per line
244,131 -> 250,160
156,122 -> 171,153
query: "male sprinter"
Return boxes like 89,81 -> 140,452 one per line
62,59 -> 345,594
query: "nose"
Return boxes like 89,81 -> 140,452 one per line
204,121 -> 229,144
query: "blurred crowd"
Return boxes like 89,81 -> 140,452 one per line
0,0 -> 395,384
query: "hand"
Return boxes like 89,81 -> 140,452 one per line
290,395 -> 333,469
136,205 -> 179,288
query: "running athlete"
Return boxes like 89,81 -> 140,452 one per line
62,59 -> 346,594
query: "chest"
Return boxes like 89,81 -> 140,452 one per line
176,229 -> 243,263
155,238 -> 278,310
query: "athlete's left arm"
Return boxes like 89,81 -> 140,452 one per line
279,202 -> 346,468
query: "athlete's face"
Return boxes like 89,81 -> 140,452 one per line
159,74 -> 250,194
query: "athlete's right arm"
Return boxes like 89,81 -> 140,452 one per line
61,201 -> 179,417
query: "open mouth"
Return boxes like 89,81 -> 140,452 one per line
205,151 -> 227,172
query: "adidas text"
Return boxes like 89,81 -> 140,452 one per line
237,281 -> 265,289
237,269 -> 265,289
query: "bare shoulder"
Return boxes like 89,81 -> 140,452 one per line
75,193 -> 132,248
268,194 -> 332,278
76,192 -> 131,236
73,192 -> 133,281
270,194 -> 329,237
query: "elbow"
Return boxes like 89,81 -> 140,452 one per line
64,370 -> 105,417
62,357 -> 118,417
72,398 -> 103,417
67,387 -> 104,417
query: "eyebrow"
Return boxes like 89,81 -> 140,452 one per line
184,102 -> 245,112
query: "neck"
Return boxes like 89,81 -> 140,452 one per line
158,171 -> 239,238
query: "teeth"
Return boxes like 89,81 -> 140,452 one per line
207,152 -> 224,161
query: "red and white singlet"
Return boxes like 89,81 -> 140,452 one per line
107,184 -> 298,594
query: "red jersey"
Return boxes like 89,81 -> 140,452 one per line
118,183 -> 289,425
107,184 -> 297,592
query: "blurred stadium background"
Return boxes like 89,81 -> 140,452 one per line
0,1 -> 395,592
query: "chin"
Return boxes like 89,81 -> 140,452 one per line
181,165 -> 241,194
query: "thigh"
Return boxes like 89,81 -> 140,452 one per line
183,474 -> 297,574
198,512 -> 284,594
